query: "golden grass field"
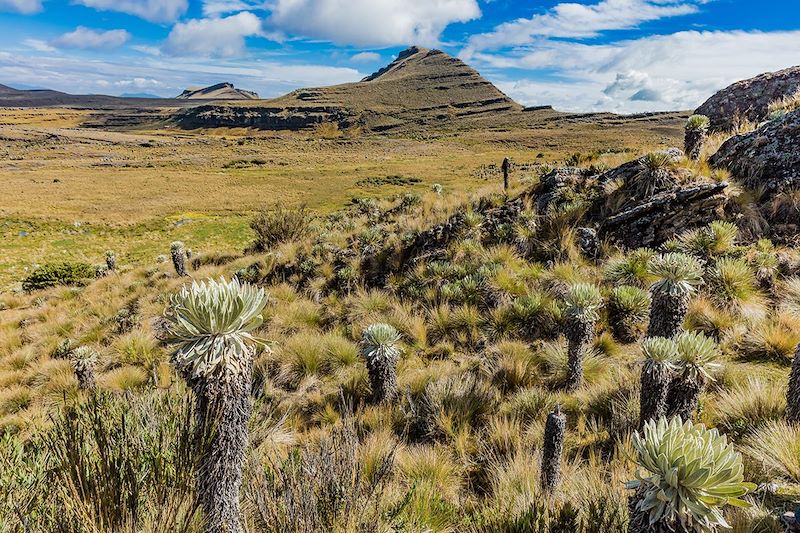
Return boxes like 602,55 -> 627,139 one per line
0,107 -> 685,289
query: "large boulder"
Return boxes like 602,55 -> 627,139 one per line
695,66 -> 800,132
710,108 -> 800,195
710,109 -> 800,241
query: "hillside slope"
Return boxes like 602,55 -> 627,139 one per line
176,82 -> 259,100
173,46 -> 525,132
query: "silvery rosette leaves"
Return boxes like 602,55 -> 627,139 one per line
164,277 -> 267,379
628,417 -> 755,532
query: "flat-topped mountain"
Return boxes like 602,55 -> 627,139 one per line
173,46 -> 525,132
176,82 -> 259,100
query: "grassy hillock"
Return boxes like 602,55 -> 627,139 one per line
1,139 -> 800,532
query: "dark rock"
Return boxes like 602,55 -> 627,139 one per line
695,66 -> 800,131
600,182 -> 728,249
576,227 -> 599,260
710,108 -> 800,196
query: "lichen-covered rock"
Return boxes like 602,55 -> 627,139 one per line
695,66 -> 800,132
710,108 -> 800,196
600,182 -> 728,249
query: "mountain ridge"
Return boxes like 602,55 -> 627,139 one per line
173,46 -> 524,132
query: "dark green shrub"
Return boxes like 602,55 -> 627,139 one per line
21,262 -> 95,292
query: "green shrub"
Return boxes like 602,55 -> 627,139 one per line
22,262 -> 95,292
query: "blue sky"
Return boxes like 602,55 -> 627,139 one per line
0,0 -> 798,112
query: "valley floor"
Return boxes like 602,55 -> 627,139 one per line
0,106 -> 685,289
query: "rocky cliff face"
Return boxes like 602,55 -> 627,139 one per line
176,83 -> 259,100
173,47 -> 522,132
695,66 -> 800,131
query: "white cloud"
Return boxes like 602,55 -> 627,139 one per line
113,77 -> 162,88
0,0 -> 41,14
23,38 -> 56,52
477,30 -> 800,113
52,27 -> 131,49
462,0 -> 702,58
350,51 -> 381,63
164,12 -> 263,57
131,45 -> 162,56
202,0 -> 267,17
0,48 -> 363,98
74,0 -> 188,23
267,0 -> 481,47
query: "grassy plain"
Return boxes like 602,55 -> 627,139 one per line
0,107 -> 685,289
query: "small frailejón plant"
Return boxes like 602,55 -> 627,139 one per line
666,331 -> 721,421
360,323 -> 402,403
627,417 -> 755,533
164,277 -> 267,533
639,337 -> 678,427
787,343 -> 800,424
105,250 -> 117,272
541,404 -> 566,494
609,285 -> 651,343
684,115 -> 710,161
70,346 -> 98,391
646,253 -> 704,338
563,283 -> 603,391
634,152 -> 677,199
170,241 -> 188,277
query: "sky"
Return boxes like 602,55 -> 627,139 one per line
0,0 -> 798,112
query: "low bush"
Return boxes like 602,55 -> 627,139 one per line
21,262 -> 95,292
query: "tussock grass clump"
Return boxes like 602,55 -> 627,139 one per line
741,421 -> 800,484
734,313 -> 800,363
707,378 -> 785,440
249,205 -> 313,252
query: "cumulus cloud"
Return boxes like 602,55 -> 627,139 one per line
462,0 -> 701,58
0,0 -> 41,14
267,0 -> 481,47
350,52 -> 381,63
74,0 -> 188,23
52,27 -> 131,49
202,0 -> 267,17
163,12 -> 263,57
477,30 -> 800,113
23,39 -> 56,52
0,47 -> 363,98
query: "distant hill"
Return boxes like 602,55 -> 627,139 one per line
121,92 -> 162,99
176,83 -> 259,100
0,83 -> 187,109
173,46 -> 525,132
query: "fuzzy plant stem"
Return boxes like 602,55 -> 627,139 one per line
787,343 -> 800,424
639,363 -> 671,427
666,374 -> 705,422
73,362 -> 96,391
684,129 -> 707,161
565,317 -> 593,391
366,353 -> 399,404
541,405 -> 566,494
105,252 -> 116,272
646,292 -> 688,339
171,243 -> 188,277
189,356 -> 253,533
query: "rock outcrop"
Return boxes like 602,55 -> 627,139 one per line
710,108 -> 800,195
695,66 -> 800,131
710,109 -> 800,241
176,83 -> 259,100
